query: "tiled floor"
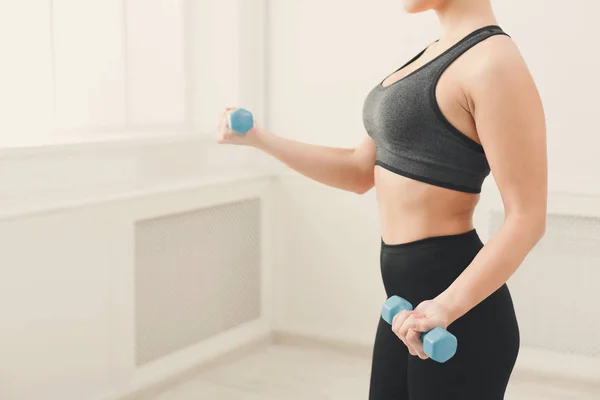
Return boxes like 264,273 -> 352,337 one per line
148,345 -> 600,400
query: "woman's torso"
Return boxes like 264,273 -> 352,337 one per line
365,26 -> 509,244
375,169 -> 478,245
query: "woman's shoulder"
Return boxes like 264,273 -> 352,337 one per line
462,34 -> 529,84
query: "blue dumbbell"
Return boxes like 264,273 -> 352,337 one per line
381,296 -> 457,363
228,108 -> 254,134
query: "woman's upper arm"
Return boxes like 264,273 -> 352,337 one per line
353,134 -> 377,174
351,135 -> 376,192
469,40 -> 547,223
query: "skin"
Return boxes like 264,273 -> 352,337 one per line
217,0 -> 547,361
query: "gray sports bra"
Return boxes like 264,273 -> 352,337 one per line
363,25 -> 509,193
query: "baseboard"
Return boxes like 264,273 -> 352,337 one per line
108,328 -> 363,400
512,346 -> 600,389
273,330 -> 372,358
111,333 -> 272,400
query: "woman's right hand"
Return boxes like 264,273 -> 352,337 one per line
216,107 -> 263,147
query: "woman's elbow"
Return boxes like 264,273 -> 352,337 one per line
528,209 -> 547,242
353,172 -> 375,195
535,214 -> 546,242
508,210 -> 546,245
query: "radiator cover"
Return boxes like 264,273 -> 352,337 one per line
491,212 -> 600,358
135,199 -> 262,366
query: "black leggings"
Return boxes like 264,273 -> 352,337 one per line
369,230 -> 520,400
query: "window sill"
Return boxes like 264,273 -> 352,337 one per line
0,130 -> 212,159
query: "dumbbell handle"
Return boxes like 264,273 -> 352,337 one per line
381,296 -> 457,363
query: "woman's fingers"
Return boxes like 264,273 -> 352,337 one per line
392,311 -> 416,355
217,109 -> 229,135
398,314 -> 418,355
217,108 -> 240,143
406,325 -> 427,359
392,312 -> 428,358
391,310 -> 411,339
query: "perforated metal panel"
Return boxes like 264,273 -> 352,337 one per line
490,212 -> 600,357
135,199 -> 261,365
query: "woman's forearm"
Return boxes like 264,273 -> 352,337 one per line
253,129 -> 374,193
436,213 -> 546,324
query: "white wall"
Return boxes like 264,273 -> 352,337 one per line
0,1 -> 271,399
492,0 -> 600,195
268,0 -> 600,375
0,0 -> 270,214
0,0 -> 266,147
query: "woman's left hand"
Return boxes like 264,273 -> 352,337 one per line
391,299 -> 452,360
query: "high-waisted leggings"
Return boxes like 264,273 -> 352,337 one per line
369,229 -> 520,400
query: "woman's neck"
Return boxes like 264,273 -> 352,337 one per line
435,0 -> 497,44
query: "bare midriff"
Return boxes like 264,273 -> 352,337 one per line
375,166 -> 479,245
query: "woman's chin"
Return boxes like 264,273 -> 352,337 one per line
401,0 -> 436,14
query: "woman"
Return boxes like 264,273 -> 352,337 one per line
217,0 -> 547,398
